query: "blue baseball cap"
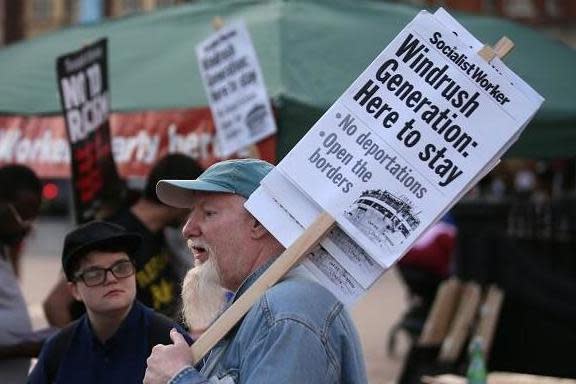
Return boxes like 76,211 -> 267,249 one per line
156,158 -> 273,208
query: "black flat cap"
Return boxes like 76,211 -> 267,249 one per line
62,220 -> 141,281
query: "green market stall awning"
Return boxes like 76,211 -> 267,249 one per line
0,0 -> 575,160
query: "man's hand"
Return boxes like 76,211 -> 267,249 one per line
144,328 -> 193,384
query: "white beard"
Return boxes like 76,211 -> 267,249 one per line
181,248 -> 228,338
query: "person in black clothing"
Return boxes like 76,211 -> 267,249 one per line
43,154 -> 203,326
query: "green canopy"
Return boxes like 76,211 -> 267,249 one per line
0,0 -> 574,158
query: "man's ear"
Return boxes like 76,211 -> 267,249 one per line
68,281 -> 83,302
249,217 -> 268,239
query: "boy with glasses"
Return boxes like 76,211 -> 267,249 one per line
44,153 -> 204,326
28,221 -> 190,384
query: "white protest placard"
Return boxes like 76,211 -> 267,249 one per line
275,10 -> 541,267
191,9 -> 544,363
196,21 -> 277,157
246,9 -> 543,303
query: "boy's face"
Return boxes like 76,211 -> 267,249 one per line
69,250 -> 137,316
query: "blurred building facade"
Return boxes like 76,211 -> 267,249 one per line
407,0 -> 576,23
2,0 -> 575,47
403,0 -> 576,47
0,0 -> 188,45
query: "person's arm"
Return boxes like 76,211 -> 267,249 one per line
43,275 -> 74,327
0,340 -> 43,359
0,328 -> 57,359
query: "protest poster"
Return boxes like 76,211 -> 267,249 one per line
246,9 -> 544,303
56,38 -> 121,224
196,20 -> 277,157
189,9 -> 545,363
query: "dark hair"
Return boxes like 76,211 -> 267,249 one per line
0,164 -> 42,245
0,164 -> 42,201
143,153 -> 203,204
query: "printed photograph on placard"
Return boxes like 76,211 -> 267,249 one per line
344,188 -> 421,250
302,247 -> 365,306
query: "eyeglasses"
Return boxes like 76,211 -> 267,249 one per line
75,260 -> 135,287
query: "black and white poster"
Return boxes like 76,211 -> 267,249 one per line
196,21 -> 277,157
56,38 -> 120,224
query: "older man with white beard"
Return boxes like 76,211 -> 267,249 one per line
145,158 -> 367,384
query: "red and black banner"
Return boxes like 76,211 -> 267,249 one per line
56,38 -> 120,224
0,108 -> 277,178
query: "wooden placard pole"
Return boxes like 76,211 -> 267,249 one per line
212,16 -> 225,30
438,281 -> 482,362
473,284 -> 504,360
418,278 -> 462,346
190,211 -> 336,364
478,36 -> 514,62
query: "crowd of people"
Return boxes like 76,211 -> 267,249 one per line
0,156 -> 368,384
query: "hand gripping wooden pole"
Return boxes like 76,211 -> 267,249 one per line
190,211 -> 336,364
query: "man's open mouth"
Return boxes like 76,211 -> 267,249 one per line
189,242 -> 209,263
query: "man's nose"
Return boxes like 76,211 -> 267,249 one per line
182,213 -> 200,238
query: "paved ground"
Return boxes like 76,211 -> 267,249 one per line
19,217 -> 411,383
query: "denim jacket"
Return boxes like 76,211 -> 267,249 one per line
169,263 -> 367,384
